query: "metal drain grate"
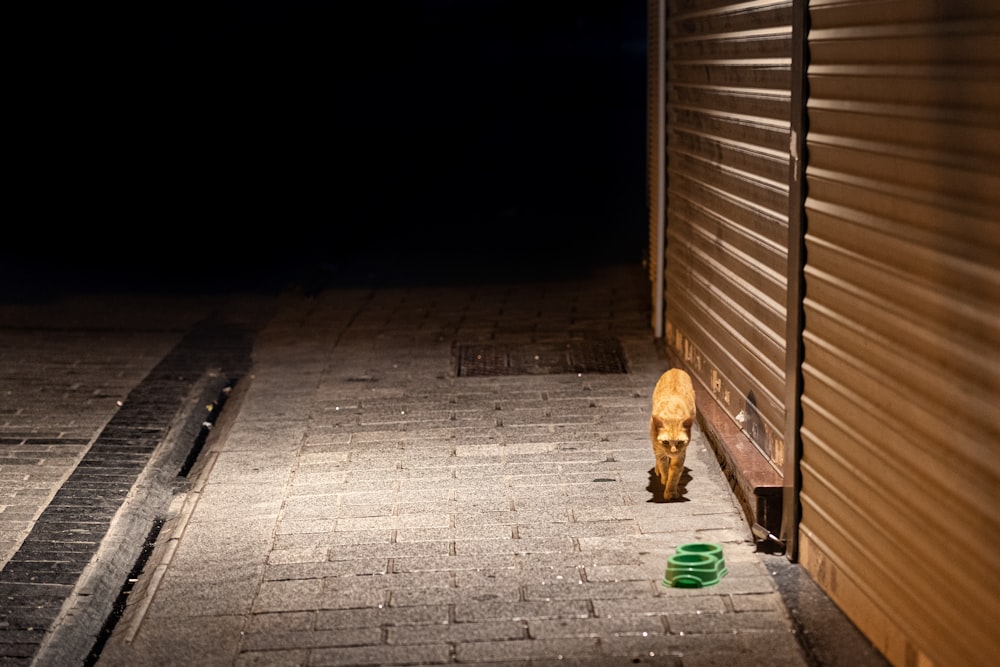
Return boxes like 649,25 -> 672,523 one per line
455,338 -> 628,377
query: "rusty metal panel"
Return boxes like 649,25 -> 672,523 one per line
799,1 -> 1000,665
664,0 -> 793,468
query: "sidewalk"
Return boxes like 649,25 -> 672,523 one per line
87,265 -> 812,667
0,293 -> 268,666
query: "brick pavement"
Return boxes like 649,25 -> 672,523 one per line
0,295 -> 260,666
95,266 -> 810,666
0,326 -> 181,568
0,294 -> 270,562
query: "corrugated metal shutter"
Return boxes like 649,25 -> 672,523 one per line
799,2 -> 1000,665
663,0 -> 793,468
648,0 -> 665,336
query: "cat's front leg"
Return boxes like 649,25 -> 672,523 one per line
655,453 -> 674,500
663,453 -> 685,500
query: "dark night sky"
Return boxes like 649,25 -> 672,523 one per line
8,1 -> 647,292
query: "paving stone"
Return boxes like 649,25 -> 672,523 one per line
235,648 -> 310,667
454,599 -> 592,623
667,609 -> 793,635
455,636 -> 601,663
331,541 -> 451,561
387,619 -> 526,644
145,565 -> 264,618
529,615 -> 666,639
389,582 -> 522,607
264,558 -> 389,581
595,594 -> 728,617
239,626 -> 382,652
597,633 -> 684,663
315,605 -> 450,630
97,614 -> 247,667
308,643 -> 452,667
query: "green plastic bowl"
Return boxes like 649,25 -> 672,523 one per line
677,542 -> 724,560
662,543 -> 728,588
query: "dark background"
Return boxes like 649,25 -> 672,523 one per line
7,1 -> 648,293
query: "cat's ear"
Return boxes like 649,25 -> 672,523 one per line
682,418 -> 693,430
651,415 -> 663,428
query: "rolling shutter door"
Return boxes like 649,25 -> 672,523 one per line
798,2 -> 1000,665
663,0 -> 793,469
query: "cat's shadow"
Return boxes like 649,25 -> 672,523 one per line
646,467 -> 692,503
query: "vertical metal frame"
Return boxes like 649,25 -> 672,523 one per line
652,0 -> 666,339
781,0 -> 809,560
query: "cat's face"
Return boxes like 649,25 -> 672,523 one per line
654,417 -> 692,454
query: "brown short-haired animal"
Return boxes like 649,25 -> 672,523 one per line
650,368 -> 696,501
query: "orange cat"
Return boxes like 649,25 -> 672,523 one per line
650,368 -> 696,501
